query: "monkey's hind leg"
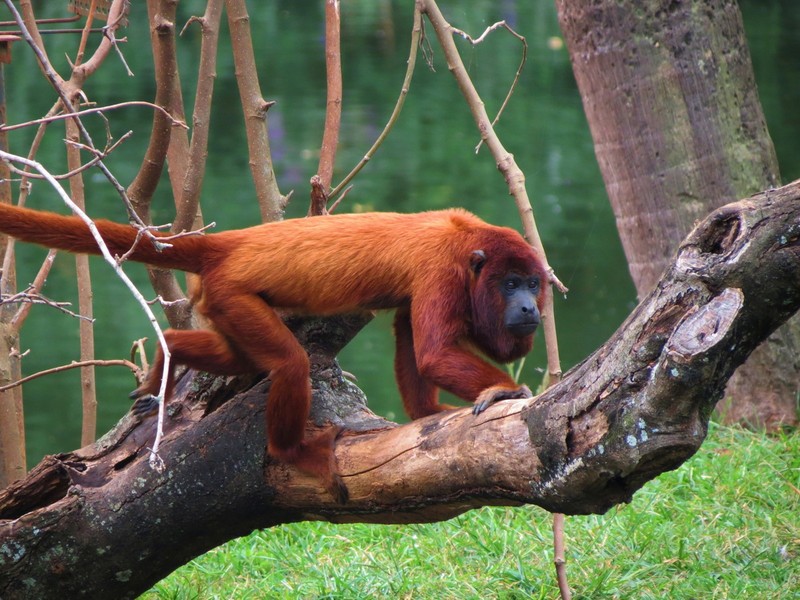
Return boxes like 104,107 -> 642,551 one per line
129,329 -> 253,416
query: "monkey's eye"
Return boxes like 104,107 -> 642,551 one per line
529,278 -> 540,292
504,278 -> 520,291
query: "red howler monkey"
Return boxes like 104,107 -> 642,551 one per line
0,203 -> 546,502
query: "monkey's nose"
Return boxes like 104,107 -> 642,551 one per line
506,305 -> 540,337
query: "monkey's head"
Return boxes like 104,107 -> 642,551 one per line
467,239 -> 546,363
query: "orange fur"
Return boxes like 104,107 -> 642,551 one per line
0,203 -> 545,501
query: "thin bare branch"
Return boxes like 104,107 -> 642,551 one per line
419,2 -> 569,596
0,359 -> 141,393
0,101 -> 186,133
107,221 -> 214,269
449,21 -> 528,153
419,0 -> 565,379
73,0 -> 132,79
137,0 -> 195,331
72,0 -> 97,67
552,512 -> 572,599
175,0 -> 224,232
65,112 -> 98,446
145,0 -> 192,212
5,131 -> 132,182
3,286 -> 91,325
3,0 -> 148,229
329,7 -> 423,203
314,0 -> 342,203
327,184 -> 353,214
130,337 -> 150,374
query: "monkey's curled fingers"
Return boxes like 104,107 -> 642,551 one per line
472,384 -> 533,415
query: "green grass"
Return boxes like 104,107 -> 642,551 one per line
142,423 -> 799,599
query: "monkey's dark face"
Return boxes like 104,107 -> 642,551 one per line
468,248 -> 544,363
500,272 -> 541,338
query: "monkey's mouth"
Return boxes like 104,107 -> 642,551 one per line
507,319 -> 539,338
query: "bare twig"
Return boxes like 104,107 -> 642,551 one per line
0,359 -> 141,393
134,0 -> 195,331
5,0 -> 149,230
130,337 -> 150,375
419,0 -> 565,376
175,0 -> 223,232
449,21 -> 527,153
113,222 -> 216,265
5,131 -> 132,181
71,0 -> 132,78
65,111 -> 98,446
1,100 -> 62,302
0,101 -> 187,133
128,3 -> 177,218
328,7 -> 423,204
312,0 -> 342,215
326,184 -> 353,214
2,286 -> 91,324
10,254 -> 59,332
552,512 -> 571,599
145,0 -> 192,213
72,0 -> 97,67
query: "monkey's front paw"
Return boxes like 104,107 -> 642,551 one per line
472,384 -> 533,415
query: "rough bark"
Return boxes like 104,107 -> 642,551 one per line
556,0 -> 799,429
2,181 -> 800,598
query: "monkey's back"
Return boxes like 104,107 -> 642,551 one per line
210,209 -> 516,314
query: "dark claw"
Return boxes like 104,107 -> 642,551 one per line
472,400 -> 491,415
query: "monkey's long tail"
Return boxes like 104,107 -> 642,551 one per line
0,203 -> 209,273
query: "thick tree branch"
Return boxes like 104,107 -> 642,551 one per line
1,181 -> 799,597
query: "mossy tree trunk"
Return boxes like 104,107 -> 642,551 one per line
555,0 -> 799,429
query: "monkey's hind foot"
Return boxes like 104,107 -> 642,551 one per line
268,426 -> 350,504
128,392 -> 160,418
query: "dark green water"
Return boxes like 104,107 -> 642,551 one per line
3,1 -> 796,466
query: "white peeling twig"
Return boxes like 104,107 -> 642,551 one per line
0,149 -> 172,470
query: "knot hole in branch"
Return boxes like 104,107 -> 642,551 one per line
696,212 -> 742,256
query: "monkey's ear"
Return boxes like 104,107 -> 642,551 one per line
470,250 -> 487,276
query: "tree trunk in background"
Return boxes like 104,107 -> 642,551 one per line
556,0 -> 799,430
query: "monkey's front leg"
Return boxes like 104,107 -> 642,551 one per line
415,342 -> 531,416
